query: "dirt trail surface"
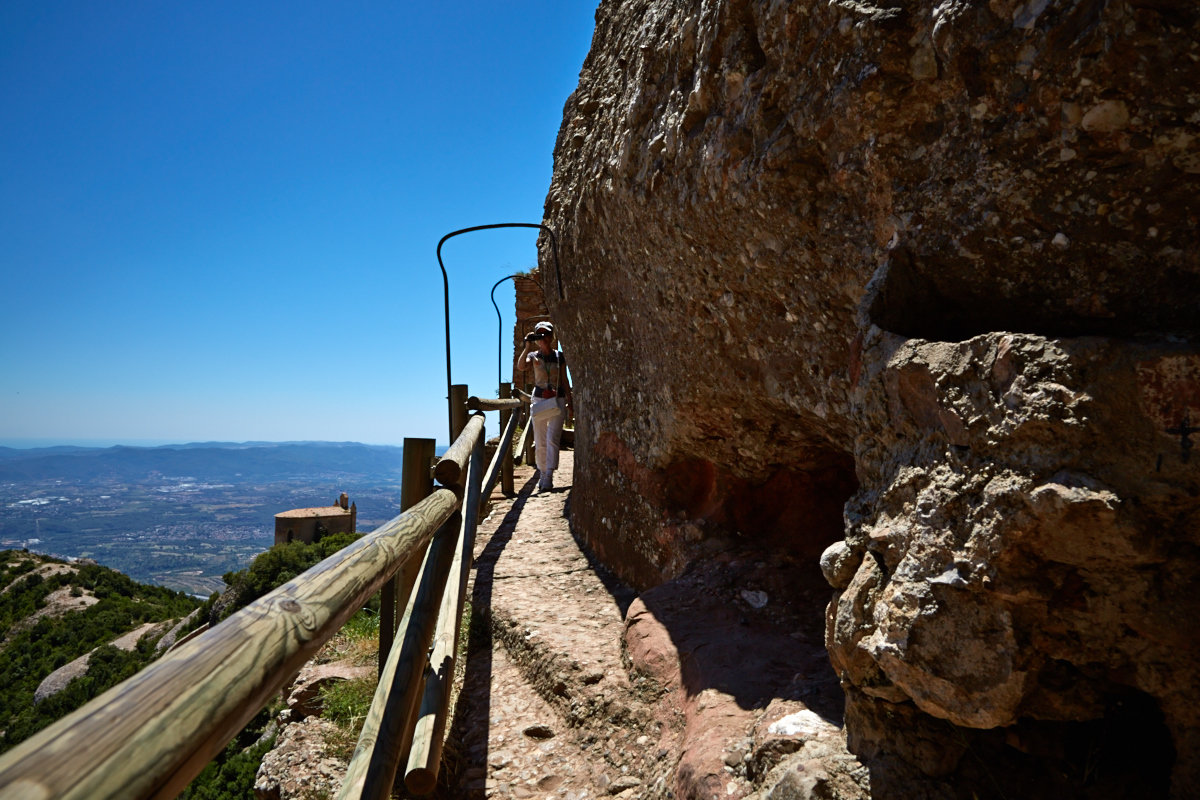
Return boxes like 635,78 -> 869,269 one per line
438,450 -> 868,800
443,452 -> 663,799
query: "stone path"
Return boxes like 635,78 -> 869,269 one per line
440,451 -> 669,799
430,448 -> 869,800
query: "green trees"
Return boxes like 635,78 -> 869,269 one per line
178,708 -> 276,800
0,553 -> 201,752
181,533 -> 364,798
213,532 -> 359,624
0,532 -> 365,793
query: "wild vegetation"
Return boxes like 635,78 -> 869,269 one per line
179,532 -> 372,798
0,532 -> 369,780
0,550 -> 200,751
177,705 -> 279,800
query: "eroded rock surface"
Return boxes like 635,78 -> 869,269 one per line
625,554 -> 869,800
545,0 -> 1199,588
254,660 -> 372,800
832,331 -> 1198,795
254,716 -> 346,800
542,0 -> 1199,797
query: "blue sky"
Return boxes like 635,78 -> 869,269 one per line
0,1 -> 597,448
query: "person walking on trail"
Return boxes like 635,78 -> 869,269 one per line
516,321 -> 573,492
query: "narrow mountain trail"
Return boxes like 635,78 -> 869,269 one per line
257,448 -> 866,799
438,451 -> 670,799
434,450 -> 868,800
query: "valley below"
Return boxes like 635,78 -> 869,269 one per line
0,442 -> 409,595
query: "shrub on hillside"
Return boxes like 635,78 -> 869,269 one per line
178,707 -> 277,800
211,532 -> 360,625
0,553 -> 200,753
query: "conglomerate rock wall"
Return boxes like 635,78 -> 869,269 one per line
541,0 -> 1199,796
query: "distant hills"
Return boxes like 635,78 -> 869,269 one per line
0,441 -> 406,483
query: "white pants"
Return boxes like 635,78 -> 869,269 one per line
530,397 -> 564,473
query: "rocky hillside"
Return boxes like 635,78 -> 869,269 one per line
542,0 -> 1198,797
0,550 -> 201,751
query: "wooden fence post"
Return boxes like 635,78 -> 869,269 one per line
404,437 -> 483,794
0,488 -> 458,800
522,405 -> 535,467
343,513 -> 462,800
381,437 -> 436,676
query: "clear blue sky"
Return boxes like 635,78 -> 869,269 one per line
0,1 -> 597,448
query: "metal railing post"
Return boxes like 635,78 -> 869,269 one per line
437,222 -> 561,445
491,272 -> 544,390
499,382 -> 514,494
450,384 -> 469,443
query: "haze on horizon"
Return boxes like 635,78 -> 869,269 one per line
0,1 -> 597,448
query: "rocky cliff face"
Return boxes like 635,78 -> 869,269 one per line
542,0 -> 1199,796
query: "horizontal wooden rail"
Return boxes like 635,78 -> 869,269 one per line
467,396 -> 523,411
341,409 -> 488,799
433,413 -> 486,488
340,513 -> 461,800
0,488 -> 460,800
0,383 -> 525,800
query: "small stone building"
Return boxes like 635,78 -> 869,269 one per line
274,492 -> 356,546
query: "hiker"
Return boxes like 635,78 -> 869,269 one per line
516,321 -> 572,491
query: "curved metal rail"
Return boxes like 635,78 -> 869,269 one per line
435,223 -> 561,442
490,272 -> 545,388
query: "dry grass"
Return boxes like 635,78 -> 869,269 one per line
308,603 -> 475,780
312,609 -> 380,761
316,609 -> 380,667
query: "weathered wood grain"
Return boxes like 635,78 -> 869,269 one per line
517,411 -> 534,465
433,413 -> 485,488
406,438 -> 484,794
0,488 -> 459,800
381,438 -> 437,675
467,396 -> 523,411
339,509 -> 462,800
481,403 -> 520,507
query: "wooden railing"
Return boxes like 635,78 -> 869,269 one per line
0,387 -> 524,800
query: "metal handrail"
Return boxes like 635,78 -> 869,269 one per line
490,272 -> 545,388
435,223 -> 561,442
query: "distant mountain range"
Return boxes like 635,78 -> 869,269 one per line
0,441 -> 407,483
